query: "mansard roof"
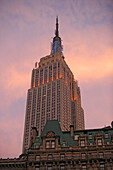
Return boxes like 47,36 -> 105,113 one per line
31,120 -> 113,149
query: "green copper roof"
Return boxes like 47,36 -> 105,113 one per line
41,120 -> 79,146
31,120 -> 113,149
41,120 -> 66,144
41,120 -> 62,136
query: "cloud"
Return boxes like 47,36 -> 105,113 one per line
0,0 -> 112,117
69,0 -> 113,27
0,98 -> 25,158
64,24 -> 113,82
67,46 -> 113,82
0,129 -> 23,158
0,0 -> 113,158
0,65 -> 30,108
81,75 -> 113,129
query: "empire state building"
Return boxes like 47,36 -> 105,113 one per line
23,17 -> 85,152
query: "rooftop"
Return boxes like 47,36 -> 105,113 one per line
31,120 -> 113,149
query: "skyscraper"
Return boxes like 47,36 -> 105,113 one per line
23,17 -> 85,152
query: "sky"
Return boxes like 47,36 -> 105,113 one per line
0,0 -> 113,158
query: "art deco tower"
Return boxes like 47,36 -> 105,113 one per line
23,17 -> 85,152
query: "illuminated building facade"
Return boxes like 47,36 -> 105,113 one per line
23,17 -> 85,152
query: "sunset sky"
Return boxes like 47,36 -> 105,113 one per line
0,0 -> 113,158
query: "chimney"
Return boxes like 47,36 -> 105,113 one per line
70,125 -> 74,136
32,127 -> 38,143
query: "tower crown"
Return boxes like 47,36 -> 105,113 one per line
51,17 -> 62,55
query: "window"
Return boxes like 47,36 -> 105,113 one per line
89,134 -> 92,140
74,135 -> 79,140
62,142 -> 66,147
36,167 -> 40,170
81,153 -> 86,159
105,133 -> 108,139
36,144 -> 39,149
80,140 -> 85,147
60,154 -> 65,160
89,142 -> 93,145
60,165 -> 65,170
82,165 -> 86,170
48,166 -> 52,170
97,139 -> 102,146
99,152 -> 103,158
51,141 -> 55,148
46,141 -> 50,148
48,154 -> 52,160
36,155 -> 40,161
100,164 -> 104,170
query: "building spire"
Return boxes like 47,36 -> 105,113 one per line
51,17 -> 63,55
55,16 -> 59,37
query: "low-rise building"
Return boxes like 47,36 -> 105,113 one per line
0,120 -> 113,170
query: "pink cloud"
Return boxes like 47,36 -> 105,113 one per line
0,66 -> 29,107
0,109 -> 24,158
67,47 -> 113,82
0,0 -> 113,158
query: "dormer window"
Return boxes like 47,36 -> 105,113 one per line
89,134 -> 92,140
46,141 -> 50,148
80,140 -> 85,147
74,135 -> 79,140
51,141 -> 55,148
89,142 -> 93,145
97,139 -> 102,146
105,133 -> 109,139
45,140 -> 56,149
62,142 -> 66,147
44,131 -> 57,149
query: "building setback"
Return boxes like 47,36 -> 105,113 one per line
23,17 -> 85,153
0,120 -> 113,170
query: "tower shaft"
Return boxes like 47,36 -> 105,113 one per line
22,18 -> 85,153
